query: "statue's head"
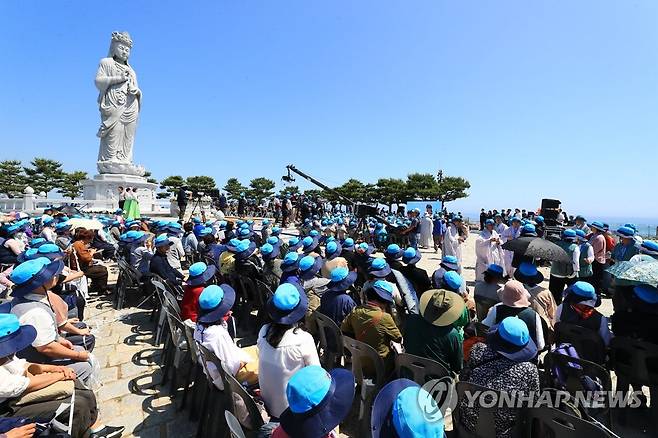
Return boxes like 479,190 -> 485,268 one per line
108,31 -> 133,62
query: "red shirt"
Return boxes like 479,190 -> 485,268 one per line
179,285 -> 204,322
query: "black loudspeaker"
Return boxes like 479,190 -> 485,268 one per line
354,204 -> 380,219
541,198 -> 561,223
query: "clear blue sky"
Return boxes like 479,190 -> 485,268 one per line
1,1 -> 657,218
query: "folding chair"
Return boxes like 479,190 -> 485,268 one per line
517,405 -> 612,438
314,311 -> 344,369
221,361 -> 266,433
452,381 -> 513,438
160,307 -> 190,396
555,322 -> 606,364
196,343 -> 228,437
394,352 -> 451,383
342,335 -> 386,435
225,410 -> 246,438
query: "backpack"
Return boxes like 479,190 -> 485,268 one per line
551,343 -> 602,392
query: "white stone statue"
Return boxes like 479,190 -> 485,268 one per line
95,31 -> 145,176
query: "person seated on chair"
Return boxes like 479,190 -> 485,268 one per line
0,313 -> 124,438
149,234 -> 184,288
371,378 -> 445,438
431,255 -> 467,295
271,365 -> 356,438
298,255 -> 330,332
611,284 -> 658,345
515,262 -> 557,336
399,247 -> 431,297
193,285 -> 258,388
124,231 -> 153,278
481,280 -> 545,352
555,281 -> 612,347
319,267 -> 357,328
474,264 -> 504,320
404,289 -> 465,375
341,280 -> 402,376
181,222 -> 198,263
260,242 -> 282,292
180,262 -> 216,322
258,283 -> 319,419
71,229 -> 110,295
458,317 -> 540,438
438,272 -> 472,343
9,258 -> 94,384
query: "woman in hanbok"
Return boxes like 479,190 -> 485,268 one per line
419,213 -> 434,249
475,219 -> 505,281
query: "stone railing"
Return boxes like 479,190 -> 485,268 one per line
0,187 -> 170,215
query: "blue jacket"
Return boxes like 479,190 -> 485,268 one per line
150,253 -> 184,283
319,290 -> 357,327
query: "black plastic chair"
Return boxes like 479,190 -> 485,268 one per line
225,410 -> 246,438
555,322 -> 606,364
518,405 -> 612,437
196,343 -> 228,437
115,258 -> 143,309
394,352 -> 451,383
182,324 -> 207,422
453,381 -> 518,438
314,311 -> 344,369
609,336 -> 658,389
220,362 -> 265,433
544,351 -> 612,425
342,335 -> 386,435
161,308 -> 191,400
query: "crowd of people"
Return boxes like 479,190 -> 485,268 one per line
0,203 -> 657,437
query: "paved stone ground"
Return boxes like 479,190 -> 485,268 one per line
85,278 -> 197,437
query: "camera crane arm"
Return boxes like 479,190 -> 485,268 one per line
284,164 -> 355,207
284,164 -> 397,228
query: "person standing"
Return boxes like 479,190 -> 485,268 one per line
432,213 -> 445,254
419,211 -> 434,249
443,216 -> 466,271
548,229 -> 580,305
176,186 -> 189,221
117,186 -> 126,211
501,217 -> 521,277
475,219 -> 505,281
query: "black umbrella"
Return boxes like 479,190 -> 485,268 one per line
501,237 -> 571,263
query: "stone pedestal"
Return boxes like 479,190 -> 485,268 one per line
81,173 -> 159,213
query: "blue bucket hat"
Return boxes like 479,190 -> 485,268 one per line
402,247 -> 421,265
287,236 -> 303,252
356,242 -> 375,257
562,229 -> 577,241
342,238 -> 355,251
299,255 -> 323,281
616,226 -> 635,238
0,313 -> 37,359
198,227 -> 213,237
17,248 -> 39,263
124,230 -> 147,244
566,281 -> 597,306
633,285 -> 658,304
640,240 -> 658,256
197,284 -> 236,324
521,224 -> 537,237
369,258 -> 392,278
326,267 -> 358,292
279,366 -> 356,438
281,251 -> 301,273
266,236 -> 280,247
487,317 -> 538,362
54,221 -> 72,233
441,271 -> 463,292
325,241 -> 342,261
384,244 -> 403,261
440,255 -> 459,271
32,243 -> 66,261
237,227 -> 252,239
10,257 -> 65,296
485,219 -> 494,226
485,264 -> 505,279
186,262 -> 217,287
590,221 -> 605,232
262,219 -> 270,226
192,217 -> 202,224
29,238 -> 47,248
302,236 -> 320,254
154,234 -> 173,248
371,379 -> 444,438
4,223 -> 21,235
267,282 -> 309,324
233,239 -> 257,260
260,243 -> 280,261
535,216 -> 544,224
371,280 -> 395,303
309,230 -> 320,238
271,226 -> 281,236
514,262 -> 544,285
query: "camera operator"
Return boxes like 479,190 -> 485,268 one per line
177,185 -> 191,220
